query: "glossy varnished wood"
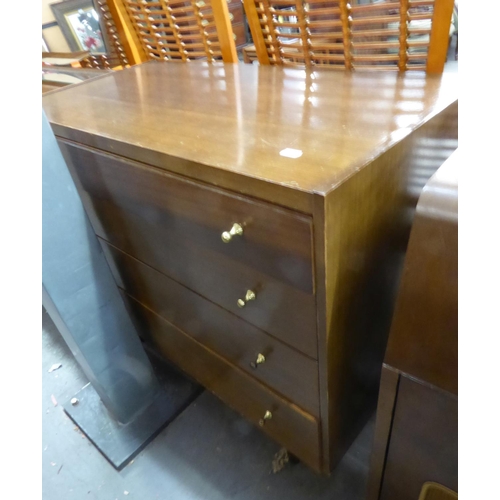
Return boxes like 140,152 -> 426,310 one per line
123,295 -> 322,471
427,0 -> 456,73
379,376 -> 458,500
101,240 -> 320,416
59,141 -> 317,358
384,153 -> 458,395
42,63 -> 458,474
43,62 -> 458,212
42,83 -> 62,94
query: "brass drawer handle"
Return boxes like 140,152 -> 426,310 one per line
237,289 -> 255,308
250,353 -> 265,369
221,222 -> 243,243
259,410 -> 272,427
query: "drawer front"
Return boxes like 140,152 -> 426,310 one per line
123,294 -> 322,472
61,141 -> 318,358
102,240 -> 320,417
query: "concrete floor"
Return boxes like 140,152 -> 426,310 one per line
42,308 -> 375,500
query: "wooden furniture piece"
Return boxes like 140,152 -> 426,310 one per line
243,0 -> 455,72
242,42 -> 257,62
43,84 -> 61,94
93,0 -> 131,67
243,36 -> 306,64
42,52 -> 111,94
42,66 -> 110,93
42,51 -> 93,66
42,50 -> 118,70
227,0 -> 248,48
43,62 -> 457,474
419,482 -> 458,500
367,150 -> 458,498
49,0 -> 125,70
107,0 -> 238,63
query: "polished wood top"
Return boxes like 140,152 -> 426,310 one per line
43,61 -> 458,196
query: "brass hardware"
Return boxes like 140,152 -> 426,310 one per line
250,353 -> 265,369
221,223 -> 243,243
233,33 -> 237,40
259,411 -> 272,426
229,13 -> 234,21
237,289 -> 256,308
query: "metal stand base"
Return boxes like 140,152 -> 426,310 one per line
63,358 -> 202,470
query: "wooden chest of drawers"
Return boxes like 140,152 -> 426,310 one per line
43,62 -> 458,474
227,0 -> 247,47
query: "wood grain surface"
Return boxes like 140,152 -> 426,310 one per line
43,62 -> 458,208
101,240 -> 320,416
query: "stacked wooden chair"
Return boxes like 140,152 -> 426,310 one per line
42,1 -> 131,70
105,0 -> 238,63
242,0 -> 455,72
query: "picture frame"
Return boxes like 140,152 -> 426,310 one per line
50,0 -> 108,54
